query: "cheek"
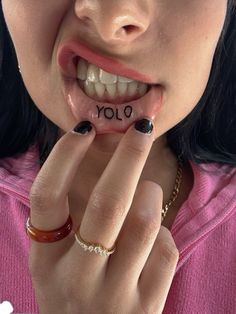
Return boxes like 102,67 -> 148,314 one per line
152,1 -> 227,137
2,1 -> 70,124
162,1 -> 227,103
169,1 -> 226,76
2,1 -> 66,73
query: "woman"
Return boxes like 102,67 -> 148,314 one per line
0,0 -> 235,313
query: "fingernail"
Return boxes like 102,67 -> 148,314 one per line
72,121 -> 93,135
134,118 -> 153,134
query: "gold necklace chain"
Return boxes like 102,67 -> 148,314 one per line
161,155 -> 183,222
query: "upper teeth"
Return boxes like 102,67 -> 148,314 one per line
77,58 -> 136,84
77,58 -> 149,100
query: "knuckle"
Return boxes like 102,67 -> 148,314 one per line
30,181 -> 61,208
30,179 -> 48,202
123,141 -> 147,158
156,226 -> 179,266
89,190 -> 127,223
157,226 -> 179,268
130,213 -> 159,246
29,189 -> 47,211
158,240 -> 179,266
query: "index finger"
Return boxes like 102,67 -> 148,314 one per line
29,122 -> 96,231
77,117 -> 156,250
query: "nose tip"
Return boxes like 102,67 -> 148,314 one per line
74,1 -> 150,44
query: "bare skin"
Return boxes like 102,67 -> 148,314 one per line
29,123 -> 181,313
66,133 -> 194,231
2,0 -> 226,222
1,0 -> 227,312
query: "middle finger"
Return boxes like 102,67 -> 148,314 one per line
74,118 -> 155,255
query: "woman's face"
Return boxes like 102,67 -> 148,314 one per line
2,0 -> 228,147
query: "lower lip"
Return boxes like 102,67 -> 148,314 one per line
62,78 -> 164,134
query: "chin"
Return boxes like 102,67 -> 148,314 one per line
92,131 -> 125,153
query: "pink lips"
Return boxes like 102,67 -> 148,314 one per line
57,39 -> 164,134
57,40 -> 157,84
62,78 -> 163,134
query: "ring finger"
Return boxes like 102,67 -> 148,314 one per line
72,119 -> 155,267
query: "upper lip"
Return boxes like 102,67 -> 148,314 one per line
57,39 -> 157,84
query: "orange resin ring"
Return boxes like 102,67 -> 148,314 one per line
26,215 -> 73,243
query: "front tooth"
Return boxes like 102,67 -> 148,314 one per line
117,82 -> 128,96
118,75 -> 133,83
138,83 -> 148,96
87,64 -> 99,83
84,80 -> 95,97
77,59 -> 88,80
127,81 -> 139,97
106,84 -> 117,98
99,69 -> 117,84
94,82 -> 106,98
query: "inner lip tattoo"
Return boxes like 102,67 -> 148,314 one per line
96,104 -> 133,121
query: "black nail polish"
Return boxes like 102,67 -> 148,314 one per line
73,121 -> 92,134
134,118 -> 153,134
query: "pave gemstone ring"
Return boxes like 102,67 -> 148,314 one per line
74,227 -> 116,257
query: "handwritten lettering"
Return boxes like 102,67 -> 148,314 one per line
96,105 -> 133,120
97,106 -> 104,118
124,106 -> 132,118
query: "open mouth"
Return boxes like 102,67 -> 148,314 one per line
62,72 -> 163,134
76,56 -> 152,105
58,43 -> 163,134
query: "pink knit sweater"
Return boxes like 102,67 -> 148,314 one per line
0,144 -> 236,314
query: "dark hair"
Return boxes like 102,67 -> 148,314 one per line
0,1 -> 235,169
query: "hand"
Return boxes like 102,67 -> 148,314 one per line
28,119 -> 179,314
